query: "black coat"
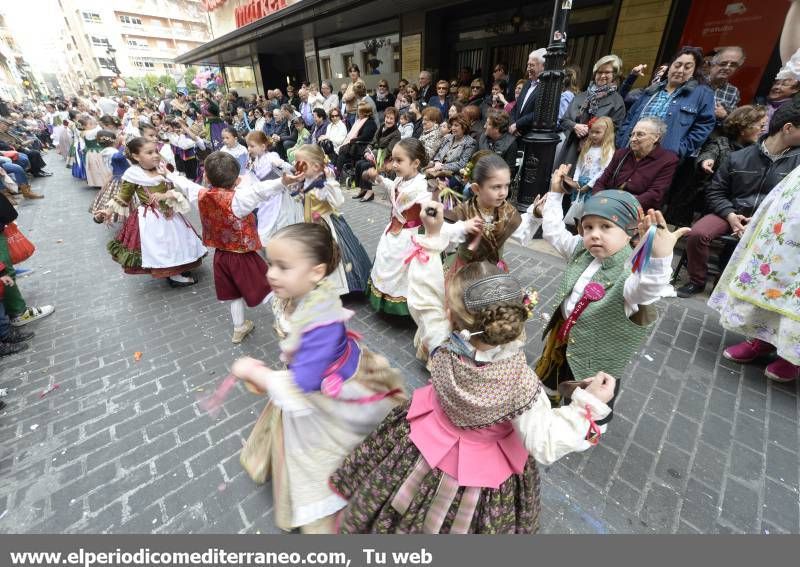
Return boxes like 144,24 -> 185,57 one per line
511,80 -> 542,134
706,140 -> 800,218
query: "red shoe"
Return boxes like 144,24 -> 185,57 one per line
765,358 -> 800,383
723,338 -> 775,363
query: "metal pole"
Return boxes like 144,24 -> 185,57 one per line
515,0 -> 572,211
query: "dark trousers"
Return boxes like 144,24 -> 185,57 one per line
22,149 -> 46,174
175,155 -> 198,181
686,213 -> 731,285
354,159 -> 373,192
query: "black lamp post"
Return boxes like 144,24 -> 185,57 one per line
514,0 -> 572,211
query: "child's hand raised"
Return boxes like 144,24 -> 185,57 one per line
421,201 -> 444,236
638,209 -> 690,258
529,193 -> 547,218
463,216 -> 483,236
550,164 -> 571,194
281,170 -> 305,187
583,371 -> 616,404
231,357 -> 270,395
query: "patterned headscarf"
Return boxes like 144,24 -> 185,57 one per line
581,189 -> 642,234
580,82 -> 618,118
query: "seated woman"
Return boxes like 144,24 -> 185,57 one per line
335,102 -> 377,178
592,116 -> 679,211
353,107 -> 401,201
317,108 -> 348,162
417,107 -> 444,162
425,114 -> 478,185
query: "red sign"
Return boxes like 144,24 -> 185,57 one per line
678,0 -> 790,103
235,0 -> 287,28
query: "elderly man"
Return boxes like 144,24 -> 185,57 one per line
509,49 -> 546,136
677,102 -> 800,297
592,117 -> 679,210
297,87 -> 314,128
479,111 -> 518,170
708,46 -> 745,125
417,71 -> 434,104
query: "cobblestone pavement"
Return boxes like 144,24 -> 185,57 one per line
0,162 -> 798,534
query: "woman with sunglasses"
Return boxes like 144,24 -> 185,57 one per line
428,80 -> 451,117
373,80 -> 395,124
317,108 -> 348,162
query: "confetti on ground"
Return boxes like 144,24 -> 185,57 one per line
133,351 -> 143,362
29,424 -> 38,431
55,239 -> 63,243
39,384 -> 60,399
644,354 -> 654,362
217,483 -> 226,492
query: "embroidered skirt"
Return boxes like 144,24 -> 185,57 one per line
329,214 -> 371,294
330,402 -> 541,534
88,175 -> 123,219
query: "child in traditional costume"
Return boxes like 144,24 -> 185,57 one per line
230,222 -> 407,533
102,137 -> 206,288
220,127 -> 249,171
532,165 -> 688,422
244,131 -> 301,246
366,138 -> 430,315
289,144 -> 372,295
166,152 -> 283,343
81,116 -> 107,188
70,116 -> 88,181
709,164 -> 800,383
441,153 -> 541,275
330,202 -> 616,533
166,117 -> 205,182
89,130 -> 126,222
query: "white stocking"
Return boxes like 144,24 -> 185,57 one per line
230,298 -> 245,328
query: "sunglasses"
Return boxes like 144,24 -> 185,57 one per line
330,114 -> 340,118
471,86 -> 481,90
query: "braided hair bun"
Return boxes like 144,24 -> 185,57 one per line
475,304 -> 527,345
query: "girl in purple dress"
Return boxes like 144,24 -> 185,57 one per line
231,222 -> 406,533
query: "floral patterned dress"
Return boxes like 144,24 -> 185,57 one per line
708,164 -> 800,364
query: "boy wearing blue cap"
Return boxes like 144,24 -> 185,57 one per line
532,164 -> 689,423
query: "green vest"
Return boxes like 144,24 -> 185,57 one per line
544,243 -> 657,380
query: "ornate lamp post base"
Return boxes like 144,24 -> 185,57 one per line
515,0 -> 573,212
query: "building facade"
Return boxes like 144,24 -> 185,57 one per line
180,0 -> 788,105
58,0 -> 213,89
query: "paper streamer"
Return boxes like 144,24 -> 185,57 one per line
198,374 -> 237,417
630,224 -> 657,274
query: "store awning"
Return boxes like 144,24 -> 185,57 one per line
176,0 -> 441,67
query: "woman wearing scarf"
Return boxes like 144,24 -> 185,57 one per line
558,55 -> 627,173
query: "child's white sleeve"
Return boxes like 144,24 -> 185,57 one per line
166,172 -> 202,205
407,233 -> 452,353
260,370 -> 314,415
169,133 -> 197,150
513,387 -> 611,465
509,205 -> 545,244
542,192 -> 581,259
623,255 -> 675,317
232,178 -> 285,218
441,220 -> 468,245
316,179 -> 345,209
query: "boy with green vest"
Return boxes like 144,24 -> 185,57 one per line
532,164 -> 689,424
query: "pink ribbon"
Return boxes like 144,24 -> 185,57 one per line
403,238 -> 430,265
557,282 -> 606,342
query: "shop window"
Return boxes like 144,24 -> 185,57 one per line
90,36 -> 109,47
321,57 -> 332,80
82,12 -> 101,24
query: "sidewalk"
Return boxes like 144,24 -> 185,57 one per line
0,164 -> 796,534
